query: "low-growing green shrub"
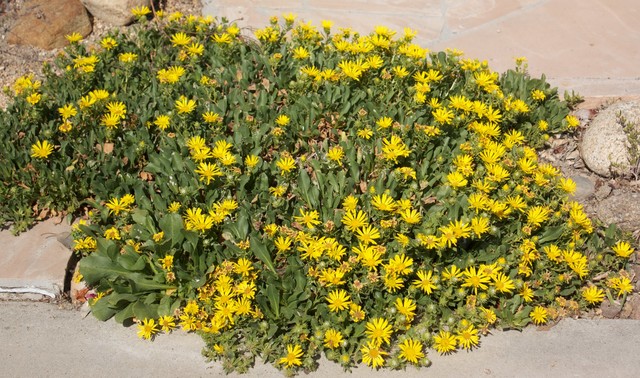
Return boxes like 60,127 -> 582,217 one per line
1,7 -> 636,374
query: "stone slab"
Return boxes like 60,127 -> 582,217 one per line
0,219 -> 73,298
202,0 -> 640,97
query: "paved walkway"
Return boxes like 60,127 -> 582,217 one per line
202,0 -> 640,97
1,1 -> 640,376
2,301 -> 640,377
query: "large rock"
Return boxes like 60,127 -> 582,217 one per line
81,0 -> 151,26
6,0 -> 92,50
580,100 -> 640,177
0,218 -> 73,299
594,191 -> 640,232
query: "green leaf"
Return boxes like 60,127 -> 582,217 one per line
250,234 -> 276,274
159,213 -> 184,247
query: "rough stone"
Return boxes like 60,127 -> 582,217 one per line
620,294 -> 640,320
594,192 -> 640,232
81,0 -> 151,26
580,100 -> 640,177
600,300 -> 622,319
6,0 -> 92,50
569,174 -> 596,201
0,218 -> 73,297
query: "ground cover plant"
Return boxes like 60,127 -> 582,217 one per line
0,7 -> 637,374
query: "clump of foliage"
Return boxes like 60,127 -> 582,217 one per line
1,7 -> 637,374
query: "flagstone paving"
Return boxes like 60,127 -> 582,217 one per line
202,0 -> 640,96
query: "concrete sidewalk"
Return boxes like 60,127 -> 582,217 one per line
1,300 -> 639,377
202,0 -> 640,97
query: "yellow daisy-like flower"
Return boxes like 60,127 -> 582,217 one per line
530,305 -> 548,325
58,104 -> 78,119
565,115 -> 580,128
433,330 -> 457,354
244,155 -> 260,169
325,289 -> 351,312
276,156 -> 296,173
364,317 -> 393,345
119,52 -> 138,63
278,344 -> 303,368
612,241 -> 634,258
100,37 -> 118,50
397,338 -> 423,365
294,209 -> 321,229
360,341 -> 387,368
104,227 -> 121,240
30,140 -> 54,159
137,318 -> 159,340
175,96 -> 196,114
323,329 -> 344,349
153,115 -> 170,130
582,285 -> 605,305
131,5 -> 151,17
170,32 -> 191,46
457,324 -> 479,350
327,146 -> 344,164
65,32 -> 83,43
26,93 -> 41,105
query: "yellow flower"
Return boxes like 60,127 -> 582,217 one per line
194,162 -> 223,185
131,5 -> 151,17
531,89 -> 546,101
294,209 -> 321,229
394,297 -> 416,322
65,32 -> 83,43
323,329 -> 344,349
278,344 -> 303,368
153,115 -> 170,130
355,225 -> 381,245
276,156 -> 296,173
360,341 -> 387,368
30,140 -> 54,159
582,286 -> 605,305
137,318 -> 159,340
381,135 -> 411,161
119,52 -> 138,63
461,266 -> 491,295
447,171 -> 468,189
58,104 -> 77,119
292,46 -> 310,59
413,270 -> 436,294
100,37 -> 118,50
342,209 -> 368,232
327,146 -> 344,164
158,255 -> 174,271
433,330 -> 457,354
26,93 -> 41,105
171,32 -> 191,46
158,315 -> 176,332
326,289 -> 351,312
612,241 -> 634,258
186,42 -> 204,56
104,227 -> 121,240
275,114 -> 290,126
365,317 -> 392,345
526,206 -> 551,227
530,306 -> 547,325
457,325 -> 479,350
244,155 -> 260,169
152,232 -> 164,242
399,338 -> 424,364
565,115 -> 580,128
274,236 -> 292,252
101,113 -> 121,128
175,96 -> 196,114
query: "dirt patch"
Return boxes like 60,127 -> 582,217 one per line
0,0 -> 202,109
